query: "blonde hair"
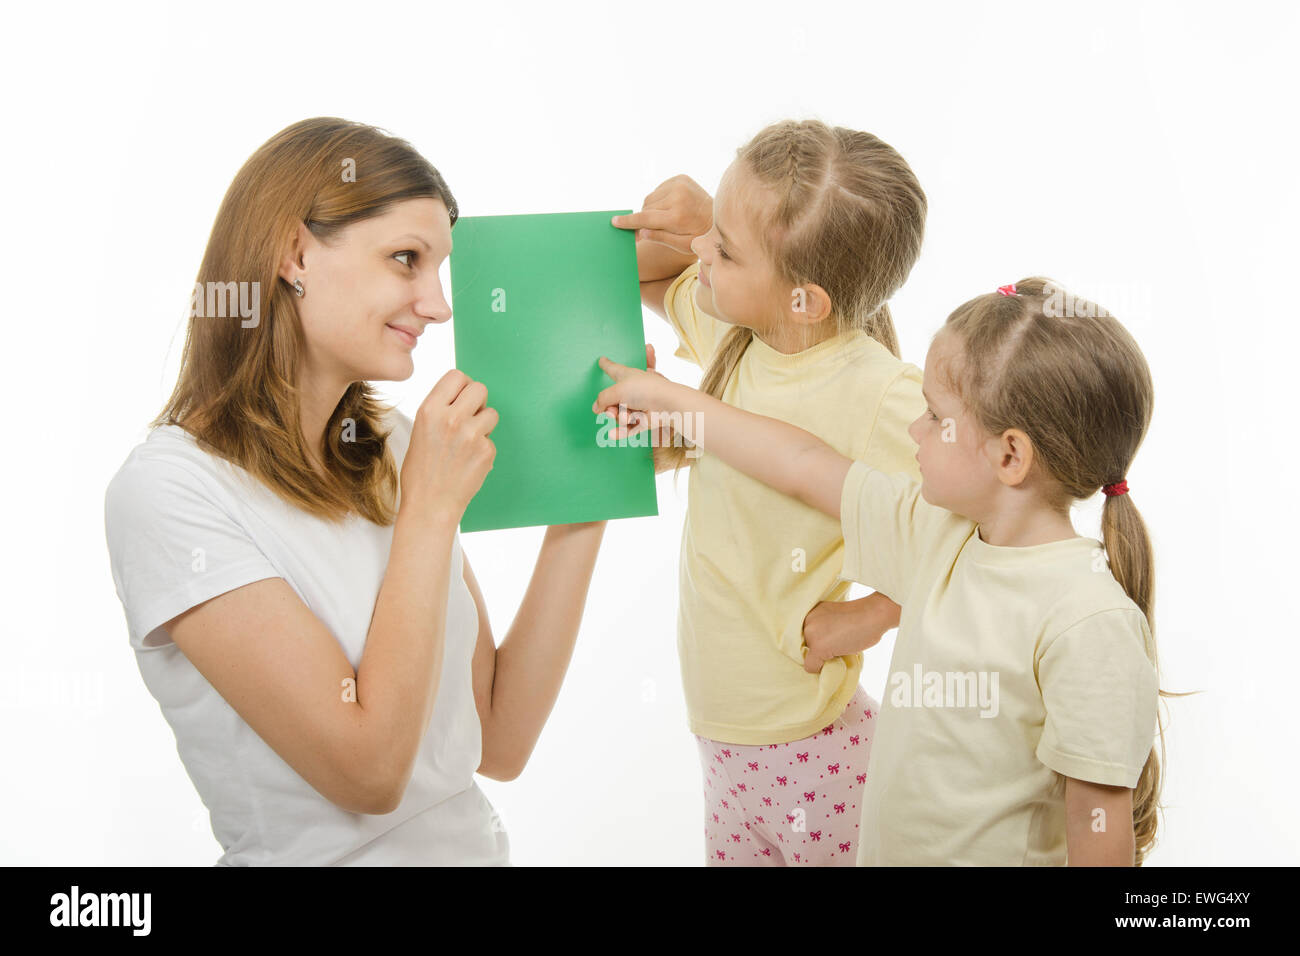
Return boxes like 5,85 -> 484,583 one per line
938,277 -> 1184,865
152,117 -> 459,525
658,119 -> 926,472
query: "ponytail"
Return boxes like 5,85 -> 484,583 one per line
1100,489 -> 1165,865
869,303 -> 901,359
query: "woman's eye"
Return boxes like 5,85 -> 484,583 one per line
927,408 -> 939,421
714,242 -> 730,261
394,250 -> 417,268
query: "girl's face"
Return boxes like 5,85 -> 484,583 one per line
283,197 -> 453,389
908,332 -> 1005,520
689,162 -> 798,343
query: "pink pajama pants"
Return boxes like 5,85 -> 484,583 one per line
694,684 -> 878,866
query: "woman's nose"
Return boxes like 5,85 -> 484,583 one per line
418,276 -> 453,323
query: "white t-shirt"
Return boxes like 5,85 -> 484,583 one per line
103,407 -> 510,866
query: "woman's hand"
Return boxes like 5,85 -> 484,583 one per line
592,344 -> 680,441
401,369 -> 499,522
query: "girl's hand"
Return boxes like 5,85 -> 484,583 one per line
800,595 -> 895,674
612,174 -> 714,256
593,345 -> 677,441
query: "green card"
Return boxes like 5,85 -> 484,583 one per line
450,210 -> 658,532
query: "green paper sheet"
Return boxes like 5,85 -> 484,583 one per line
450,210 -> 658,532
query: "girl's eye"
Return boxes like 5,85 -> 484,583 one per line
714,241 -> 730,261
927,408 -> 939,421
394,250 -> 417,269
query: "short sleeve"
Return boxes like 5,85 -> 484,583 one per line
104,458 -> 282,649
838,461 -> 932,602
663,261 -> 729,368
1035,609 -> 1159,787
860,364 -> 925,482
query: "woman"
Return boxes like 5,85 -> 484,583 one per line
103,117 -> 608,865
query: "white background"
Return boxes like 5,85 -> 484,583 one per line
3,0 -> 1296,866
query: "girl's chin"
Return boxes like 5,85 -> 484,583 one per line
693,282 -> 717,313
692,284 -> 739,326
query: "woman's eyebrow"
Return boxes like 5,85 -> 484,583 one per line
394,233 -> 432,250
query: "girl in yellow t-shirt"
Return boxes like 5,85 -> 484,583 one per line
605,120 -> 927,865
595,278 -> 1171,866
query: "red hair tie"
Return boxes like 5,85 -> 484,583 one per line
997,284 -> 1018,296
1102,480 -> 1129,497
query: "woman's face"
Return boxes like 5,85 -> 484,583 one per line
283,197 -> 453,387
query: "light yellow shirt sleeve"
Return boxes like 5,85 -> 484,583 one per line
860,364 -> 925,482
663,261 -> 729,368
1034,608 -> 1159,787
839,460 -> 945,603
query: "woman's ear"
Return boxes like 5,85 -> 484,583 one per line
278,220 -> 312,285
787,282 -> 833,326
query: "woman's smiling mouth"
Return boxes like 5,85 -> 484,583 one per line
387,324 -> 418,347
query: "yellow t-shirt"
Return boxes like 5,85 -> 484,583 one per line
663,261 -> 924,745
838,461 -> 1160,866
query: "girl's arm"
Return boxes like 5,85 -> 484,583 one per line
596,356 -> 903,677
594,357 -> 853,519
1064,776 -> 1136,866
613,175 -> 714,320
801,591 -> 901,673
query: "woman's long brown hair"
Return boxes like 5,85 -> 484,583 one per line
152,117 -> 458,525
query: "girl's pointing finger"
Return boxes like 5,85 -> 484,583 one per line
597,355 -> 629,378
